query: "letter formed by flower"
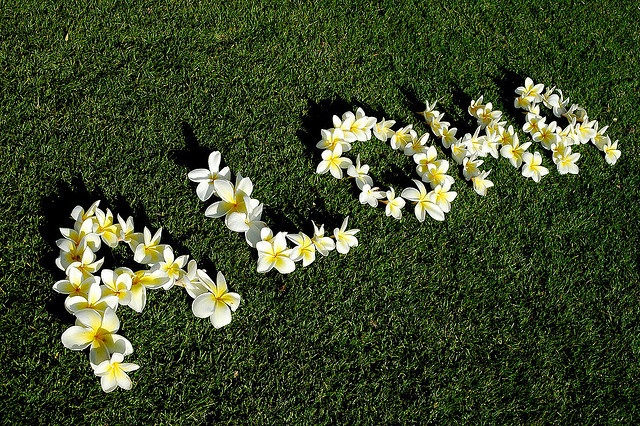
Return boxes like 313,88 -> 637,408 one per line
191,271 -> 241,329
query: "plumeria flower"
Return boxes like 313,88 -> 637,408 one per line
359,184 -> 385,207
450,139 -> 468,165
422,161 -> 454,189
497,125 -> 517,146
205,175 -> 254,218
414,145 -> 438,177
591,123 -> 610,150
419,100 -> 439,123
316,144 -> 352,179
95,208 -> 121,248
551,89 -> 570,117
468,95 -> 485,117
484,129 -> 501,159
101,269 -> 132,307
500,139 -> 532,168
133,227 -> 166,265
471,170 -> 494,196
287,232 -> 316,267
429,113 -> 450,137
256,232 -> 295,274
521,152 -> 549,182
390,125 -> 416,151
384,188 -> 405,219
523,113 -> 545,135
603,140 -> 621,165
192,271 -> 241,328
533,121 -> 560,150
429,181 -> 457,213
124,268 -> 170,313
575,120 -> 597,144
462,157 -> 483,180
153,246 -> 189,290
555,146 -> 581,175
58,218 -> 101,252
316,127 -> 348,151
53,265 -> 98,298
346,154 -> 373,190
403,132 -> 429,156
182,260 -> 209,299
226,198 -> 267,247
64,280 -> 118,315
311,221 -> 335,256
516,77 -> 545,102
401,180 -> 444,222
476,103 -> 502,128
66,247 -> 105,278
187,151 -> 232,202
373,118 -> 396,142
462,128 -> 488,157
441,127 -> 458,149
56,238 -> 92,272
117,215 -> 143,249
541,86 -> 560,109
333,216 -> 359,254
92,352 -> 140,393
334,108 -> 376,142
61,307 -> 133,366
71,201 -> 101,225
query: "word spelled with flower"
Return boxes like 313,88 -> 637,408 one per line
54,201 -> 240,392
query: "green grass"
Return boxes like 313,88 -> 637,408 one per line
2,0 -> 640,424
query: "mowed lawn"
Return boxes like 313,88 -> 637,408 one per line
1,0 -> 639,424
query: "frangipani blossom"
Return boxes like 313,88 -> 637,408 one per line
53,266 -> 97,298
95,208 -> 121,248
429,113 -> 450,137
471,170 -> 494,196
555,147 -> 581,175
317,128 -> 348,151
117,215 -> 142,249
373,118 -> 396,142
154,246 -> 189,290
500,139 -> 532,168
441,127 -> 458,149
384,188 -> 405,220
256,232 -> 295,274
450,139 -> 468,165
125,268 -> 170,313
359,184 -> 385,207
419,100 -> 439,123
423,161 -> 454,189
521,152 -> 549,182
205,176 -> 254,218
404,132 -> 429,156
346,155 -> 373,190
192,271 -> 241,329
67,249 -> 104,278
288,233 -> 316,267
311,221 -> 335,256
414,146 -> 438,176
333,216 -> 359,254
61,307 -> 133,366
516,77 -> 545,102
462,157 -> 483,180
187,151 -> 232,201
462,128 -> 488,157
603,140 -> 621,165
468,96 -> 485,117
429,181 -> 457,213
92,352 -> 140,393
101,269 -> 132,306
64,281 -> 118,315
390,125 -> 416,151
533,121 -> 560,150
71,201 -> 101,225
316,144 -> 352,179
133,227 -> 166,265
226,198 -> 266,247
401,180 -> 444,222
58,218 -> 101,252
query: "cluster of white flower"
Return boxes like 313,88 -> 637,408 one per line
316,108 -> 457,222
515,77 -> 621,167
54,201 -> 240,392
188,151 -> 360,274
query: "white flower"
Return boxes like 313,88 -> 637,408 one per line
471,170 -> 494,196
390,125 -> 416,151
287,233 -> 316,267
133,227 -> 166,265
373,118 -> 396,142
359,184 -> 385,207
384,188 -> 405,220
346,154 -> 373,190
311,221 -> 335,256
401,180 -> 444,222
205,175 -> 254,218
429,181 -> 457,213
555,147 -> 580,175
256,232 -> 295,274
92,352 -> 140,393
187,151 -> 232,201
522,152 -> 549,182
225,198 -> 267,247
333,216 -> 359,254
603,140 -> 621,165
191,271 -> 241,328
316,144 -> 352,179
462,157 -> 483,181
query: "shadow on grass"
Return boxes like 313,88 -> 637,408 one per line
38,176 -> 202,323
492,67 -> 529,128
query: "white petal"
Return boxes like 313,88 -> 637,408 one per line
192,293 -> 216,318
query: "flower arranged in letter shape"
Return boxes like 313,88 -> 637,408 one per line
54,201 -> 241,392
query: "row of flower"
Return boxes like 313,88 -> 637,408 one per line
188,152 -> 360,274
54,201 -> 240,392
313,78 -> 620,223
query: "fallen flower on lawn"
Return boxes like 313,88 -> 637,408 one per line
256,232 -> 295,274
191,271 -> 241,329
187,151 -> 231,201
92,352 -> 140,393
334,216 -> 360,254
521,152 -> 549,182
